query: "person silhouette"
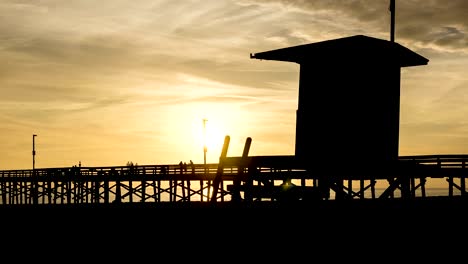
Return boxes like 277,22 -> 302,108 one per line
179,161 -> 184,174
189,160 -> 195,175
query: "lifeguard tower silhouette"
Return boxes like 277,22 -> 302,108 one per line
214,1 -> 430,202
250,34 -> 428,176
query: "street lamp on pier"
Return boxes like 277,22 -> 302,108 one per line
202,118 -> 208,175
32,134 -> 37,171
32,134 -> 38,204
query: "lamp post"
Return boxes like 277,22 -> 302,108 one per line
32,134 -> 37,171
390,0 -> 396,42
201,118 -> 208,202
202,118 -> 208,175
32,134 -> 38,204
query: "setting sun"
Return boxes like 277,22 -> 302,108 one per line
192,116 -> 230,163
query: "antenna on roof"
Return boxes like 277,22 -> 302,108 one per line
389,0 -> 396,42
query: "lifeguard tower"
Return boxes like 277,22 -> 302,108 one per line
250,34 -> 428,176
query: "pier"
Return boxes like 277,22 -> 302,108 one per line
1,137 -> 467,207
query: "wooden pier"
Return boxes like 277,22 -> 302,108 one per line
1,136 -> 467,207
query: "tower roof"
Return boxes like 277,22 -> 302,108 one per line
250,35 -> 428,67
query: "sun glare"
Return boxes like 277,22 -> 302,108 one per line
174,91 -> 252,164
199,118 -> 226,162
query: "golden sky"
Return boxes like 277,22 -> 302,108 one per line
1,0 -> 468,170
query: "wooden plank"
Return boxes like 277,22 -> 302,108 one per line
231,137 -> 252,202
210,135 -> 230,203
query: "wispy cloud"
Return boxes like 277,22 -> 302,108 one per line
244,0 -> 468,52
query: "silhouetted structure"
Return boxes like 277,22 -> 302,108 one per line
250,35 -> 428,177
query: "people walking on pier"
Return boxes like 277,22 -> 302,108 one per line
190,160 -> 195,175
179,161 -> 188,174
179,161 -> 184,174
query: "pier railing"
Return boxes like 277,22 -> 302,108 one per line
1,141 -> 467,206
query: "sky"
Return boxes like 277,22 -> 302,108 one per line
1,0 -> 468,170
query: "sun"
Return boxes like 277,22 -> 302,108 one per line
201,119 -> 227,162
178,99 -> 249,164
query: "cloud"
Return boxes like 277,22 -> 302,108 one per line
243,0 -> 468,52
430,82 -> 468,119
0,0 -> 302,95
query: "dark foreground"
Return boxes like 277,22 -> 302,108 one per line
2,196 -> 467,223
3,197 -> 467,254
